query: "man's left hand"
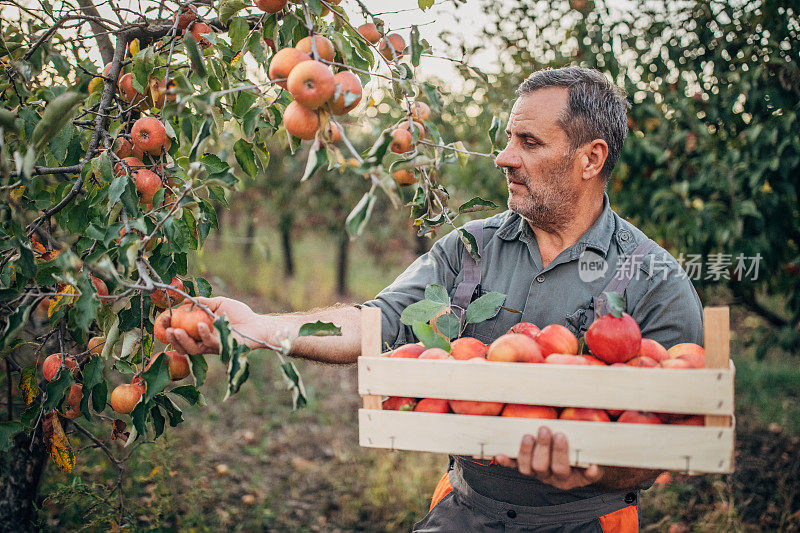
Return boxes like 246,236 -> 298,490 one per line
494,427 -> 604,490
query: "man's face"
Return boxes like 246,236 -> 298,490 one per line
495,88 -> 582,233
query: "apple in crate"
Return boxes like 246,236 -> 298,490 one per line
508,322 -> 540,339
617,410 -> 662,424
450,337 -> 487,360
559,407 -> 611,422
586,311 -> 642,364
383,397 -> 417,411
391,343 -> 426,358
414,398 -> 451,413
448,357 -> 505,416
501,404 -> 558,419
487,334 -> 543,363
535,325 -> 578,357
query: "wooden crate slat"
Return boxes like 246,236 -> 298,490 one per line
703,307 -> 733,427
360,307 -> 384,409
359,410 -> 735,473
358,357 -> 734,415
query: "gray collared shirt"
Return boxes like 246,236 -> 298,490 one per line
364,194 -> 703,351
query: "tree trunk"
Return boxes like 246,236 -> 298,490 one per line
0,430 -> 49,532
76,0 -> 114,64
279,214 -> 294,277
336,230 -> 349,296
243,218 -> 256,258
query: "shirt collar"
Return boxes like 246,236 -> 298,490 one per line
496,194 -> 616,258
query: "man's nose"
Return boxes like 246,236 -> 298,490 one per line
495,144 -> 520,169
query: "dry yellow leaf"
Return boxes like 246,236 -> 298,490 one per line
44,412 -> 75,473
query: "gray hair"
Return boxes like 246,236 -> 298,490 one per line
517,67 -> 630,181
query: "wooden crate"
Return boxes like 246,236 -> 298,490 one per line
358,307 -> 735,474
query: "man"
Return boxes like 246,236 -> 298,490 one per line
167,66 -> 703,531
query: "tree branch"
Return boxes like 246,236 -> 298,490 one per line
76,0 -> 115,63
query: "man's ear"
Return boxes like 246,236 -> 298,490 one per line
582,139 -> 609,181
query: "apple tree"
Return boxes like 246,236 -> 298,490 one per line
0,0 -> 501,528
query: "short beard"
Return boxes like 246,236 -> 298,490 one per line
506,152 -> 579,234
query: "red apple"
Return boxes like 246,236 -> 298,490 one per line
414,398 -> 451,413
383,396 -> 416,411
42,353 -> 78,381
639,338 -> 669,362
487,333 -> 543,363
625,356 -> 659,367
500,404 -> 558,419
390,343 -> 425,359
544,353 -> 605,365
617,410 -> 662,424
419,348 -> 450,360
450,337 -> 487,360
535,325 -> 579,357
559,407 -> 611,422
508,322 -> 540,339
448,357 -> 504,415
660,358 -> 693,369
585,312 -> 642,364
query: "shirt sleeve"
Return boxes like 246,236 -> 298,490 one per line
362,229 -> 463,350
628,249 -> 704,350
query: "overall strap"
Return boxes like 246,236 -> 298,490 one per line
588,238 -> 658,324
452,219 -> 485,322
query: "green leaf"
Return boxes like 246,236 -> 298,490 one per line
232,90 -> 257,118
458,228 -> 481,263
424,284 -> 450,305
184,34 -> 207,77
465,292 -> 507,324
201,153 -> 229,177
301,141 -> 328,182
435,312 -> 461,340
298,321 -> 342,337
603,291 -> 626,318
141,352 -> 170,404
150,405 -> 165,437
228,16 -> 250,49
233,139 -> 257,178
410,25 -> 422,67
0,421 -> 23,452
400,299 -> 448,326
91,381 -> 107,413
1,302 -> 32,350
154,395 -> 183,427
79,356 -> 104,419
171,385 -> 201,405
418,0 -> 434,9
218,0 -> 249,24
458,197 -> 498,213
68,275 -> 98,333
345,191 -> 376,238
43,370 -> 75,412
488,116 -> 501,150
411,321 -> 450,351
32,92 -> 83,153
189,355 -> 208,387
279,360 -> 307,410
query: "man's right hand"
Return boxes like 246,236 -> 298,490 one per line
166,296 -> 267,355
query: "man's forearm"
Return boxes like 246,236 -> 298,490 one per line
258,304 -> 364,364
594,466 -> 661,491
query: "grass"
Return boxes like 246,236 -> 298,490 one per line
35,217 -> 800,531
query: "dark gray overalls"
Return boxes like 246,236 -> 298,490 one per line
413,219 -> 657,533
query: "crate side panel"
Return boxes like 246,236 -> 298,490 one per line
359,410 -> 734,473
358,358 -> 734,415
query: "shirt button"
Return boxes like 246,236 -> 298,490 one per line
536,275 -> 545,283
507,509 -> 517,519
624,492 -> 637,504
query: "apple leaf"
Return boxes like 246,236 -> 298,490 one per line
171,385 -> 201,406
279,360 -> 307,410
150,405 -> 165,438
458,228 -> 481,263
488,116 -> 502,150
78,356 -> 104,419
301,140 -> 328,182
411,321 -> 451,351
345,190 -> 376,238
435,312 -> 461,341
233,139 -> 257,178
141,352 -> 170,404
43,370 -> 74,412
189,355 -> 208,387
0,421 -> 23,452
458,197 -> 499,214
465,292 -> 507,324
18,366 -> 38,406
298,321 -> 342,337
154,395 -> 183,427
400,299 -> 447,326
603,291 -> 626,318
424,284 -> 450,305
91,382 -> 107,414
410,25 -> 422,67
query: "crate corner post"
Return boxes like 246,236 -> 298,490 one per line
360,306 -> 383,410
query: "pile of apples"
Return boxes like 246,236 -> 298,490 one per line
382,310 -> 706,426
